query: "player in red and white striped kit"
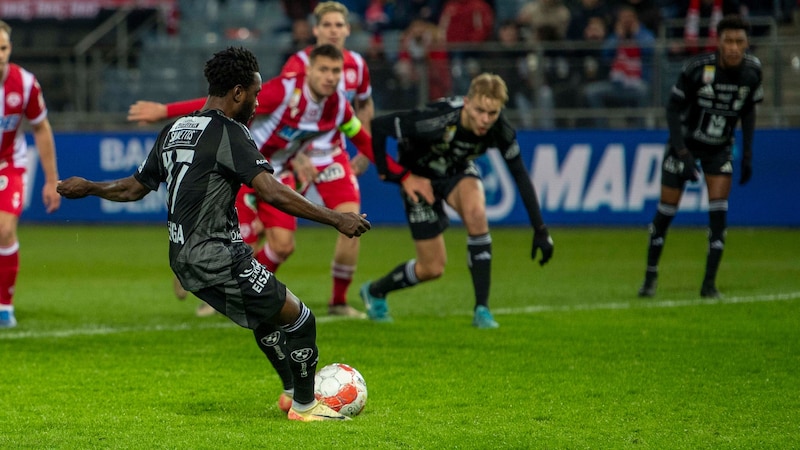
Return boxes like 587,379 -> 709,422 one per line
281,2 -> 374,131
272,1 -> 375,316
0,20 -> 61,328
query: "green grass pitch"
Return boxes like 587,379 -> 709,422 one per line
1,224 -> 798,448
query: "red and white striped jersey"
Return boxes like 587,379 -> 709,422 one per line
249,73 -> 357,172
281,46 -> 372,104
0,63 -> 47,167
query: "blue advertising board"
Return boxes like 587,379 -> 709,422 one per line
22,129 -> 800,226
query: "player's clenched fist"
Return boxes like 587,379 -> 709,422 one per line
335,212 -> 371,238
57,177 -> 91,199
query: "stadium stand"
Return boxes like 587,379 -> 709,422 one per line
4,0 -> 800,129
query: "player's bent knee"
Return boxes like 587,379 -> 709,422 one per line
0,226 -> 16,245
268,242 -> 295,261
417,265 -> 445,281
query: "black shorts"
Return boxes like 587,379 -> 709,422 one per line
403,163 -> 480,240
193,257 -> 287,330
660,144 -> 733,189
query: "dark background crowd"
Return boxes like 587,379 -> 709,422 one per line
3,0 -> 798,129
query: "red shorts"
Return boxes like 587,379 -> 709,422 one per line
0,165 -> 26,217
235,152 -> 360,245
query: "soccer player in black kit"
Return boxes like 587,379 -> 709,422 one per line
57,47 -> 371,421
638,15 -> 762,299
358,73 -> 554,328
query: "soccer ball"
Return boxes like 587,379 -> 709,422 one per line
314,363 -> 368,417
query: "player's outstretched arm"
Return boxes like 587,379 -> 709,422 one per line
57,175 -> 151,202
128,98 -> 206,124
31,118 -> 60,213
127,101 -> 168,124
251,171 -> 370,238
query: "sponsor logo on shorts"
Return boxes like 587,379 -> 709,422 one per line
316,162 -> 345,183
407,201 -> 437,224
662,155 -> 683,175
239,259 -> 271,293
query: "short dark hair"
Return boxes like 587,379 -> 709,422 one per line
309,43 -> 343,63
717,15 -> 750,36
204,47 -> 260,97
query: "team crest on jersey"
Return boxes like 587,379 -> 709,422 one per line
443,125 -> 457,144
306,103 -> 321,120
702,65 -> 716,84
6,93 -> 21,108
345,68 -> 357,84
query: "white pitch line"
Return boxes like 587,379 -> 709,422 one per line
1,292 -> 798,340
493,291 -> 800,315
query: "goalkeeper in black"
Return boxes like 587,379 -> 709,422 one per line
638,15 -> 762,299
358,73 -> 554,328
57,47 -> 370,421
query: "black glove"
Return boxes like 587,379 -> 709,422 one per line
739,157 -> 752,185
532,227 -> 554,266
676,148 -> 699,182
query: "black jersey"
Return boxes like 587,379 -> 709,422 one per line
669,52 -> 763,150
134,110 -> 273,290
371,97 -> 546,229
372,97 -> 518,180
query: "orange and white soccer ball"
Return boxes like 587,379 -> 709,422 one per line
314,363 -> 368,417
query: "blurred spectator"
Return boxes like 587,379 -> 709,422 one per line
611,0 -> 661,32
281,0 -> 320,22
365,0 -> 391,34
553,15 -> 611,127
438,0 -> 494,43
583,5 -> 655,127
670,0 -> 742,57
481,20 -> 535,128
395,18 -> 451,101
282,18 -> 316,61
532,24 -> 570,129
574,16 -> 612,85
742,0 -> 796,23
366,0 -> 443,32
439,0 -> 495,95
566,0 -> 613,40
517,0 -> 572,41
495,0 -> 529,23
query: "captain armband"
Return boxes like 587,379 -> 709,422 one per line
339,116 -> 363,138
